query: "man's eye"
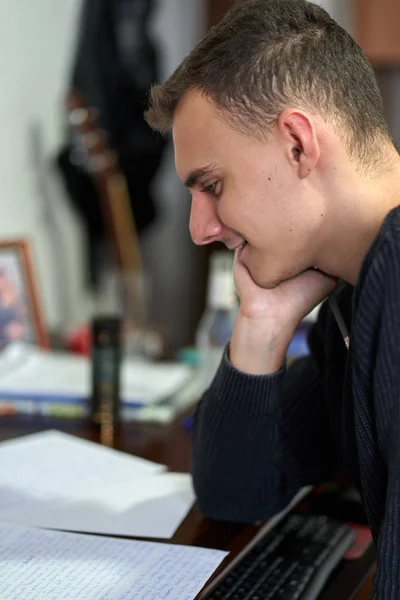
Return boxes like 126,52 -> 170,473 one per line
202,182 -> 218,196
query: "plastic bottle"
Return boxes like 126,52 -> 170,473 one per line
195,252 -> 238,391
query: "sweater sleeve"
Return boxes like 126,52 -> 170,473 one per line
191,306 -> 340,522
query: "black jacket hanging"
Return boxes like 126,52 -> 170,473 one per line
56,0 -> 166,289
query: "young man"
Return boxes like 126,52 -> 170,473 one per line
145,1 -> 400,596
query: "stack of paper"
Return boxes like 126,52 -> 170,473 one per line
0,430 -> 195,539
0,522 -> 228,600
0,342 -> 194,407
0,431 -> 227,599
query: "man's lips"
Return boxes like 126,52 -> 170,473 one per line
226,240 -> 247,251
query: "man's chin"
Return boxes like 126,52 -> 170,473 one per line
250,268 -> 304,289
248,271 -> 288,290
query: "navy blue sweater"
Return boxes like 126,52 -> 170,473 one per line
192,206 -> 400,599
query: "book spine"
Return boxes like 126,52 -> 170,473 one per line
0,399 -> 150,422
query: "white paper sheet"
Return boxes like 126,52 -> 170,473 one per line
5,473 -> 196,539
0,522 -> 228,600
0,430 -> 165,514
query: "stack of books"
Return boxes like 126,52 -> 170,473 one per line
0,343 -> 198,424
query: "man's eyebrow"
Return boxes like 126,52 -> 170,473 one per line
184,164 -> 218,188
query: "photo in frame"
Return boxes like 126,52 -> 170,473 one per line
0,240 -> 48,348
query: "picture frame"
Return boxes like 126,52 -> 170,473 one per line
0,240 -> 48,348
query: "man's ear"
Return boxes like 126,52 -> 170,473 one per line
277,109 -> 320,178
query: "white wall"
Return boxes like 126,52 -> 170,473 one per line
0,0 -> 84,328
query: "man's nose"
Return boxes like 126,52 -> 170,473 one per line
189,194 -> 223,245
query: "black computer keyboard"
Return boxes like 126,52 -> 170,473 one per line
206,513 -> 355,600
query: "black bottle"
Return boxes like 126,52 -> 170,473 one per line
90,316 -> 122,425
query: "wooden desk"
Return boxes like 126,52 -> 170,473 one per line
0,414 -> 376,599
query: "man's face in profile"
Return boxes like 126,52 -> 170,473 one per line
173,89 -> 323,289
